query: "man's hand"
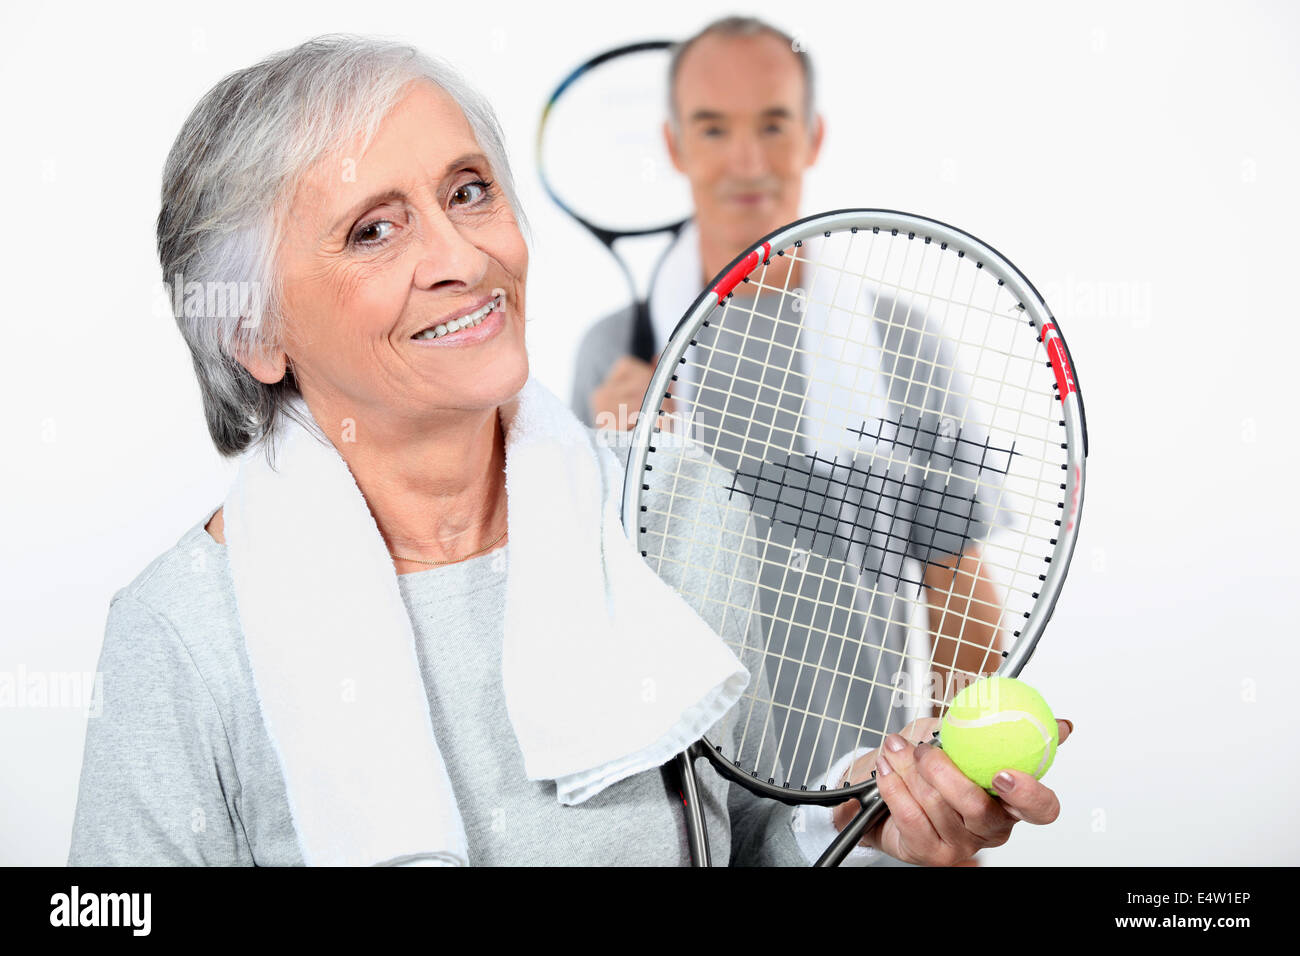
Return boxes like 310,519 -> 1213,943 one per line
831,716 -> 1073,867
590,356 -> 668,431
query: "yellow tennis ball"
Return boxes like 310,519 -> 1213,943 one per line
939,676 -> 1058,794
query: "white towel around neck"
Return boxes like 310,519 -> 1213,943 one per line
221,374 -> 749,866
648,219 -> 704,356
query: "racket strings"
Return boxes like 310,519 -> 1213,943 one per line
640,227 -> 1069,791
743,231 -> 873,780
657,413 -> 1060,575
676,276 -> 1064,443
657,544 -> 1010,717
725,451 -> 1020,590
726,232 -> 1066,554
735,241 -> 1059,447
642,504 -> 1034,699
779,228 -> 940,778
707,230 -> 948,774
669,299 -> 1061,468
701,251 -> 808,771
677,366 -> 1061,471
681,345 -> 1013,780
655,411 -> 1057,529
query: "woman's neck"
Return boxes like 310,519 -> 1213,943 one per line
314,398 -> 510,571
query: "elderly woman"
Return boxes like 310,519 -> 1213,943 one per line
68,34 -> 1067,867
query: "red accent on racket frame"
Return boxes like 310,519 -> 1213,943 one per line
1042,322 -> 1077,402
711,242 -> 772,303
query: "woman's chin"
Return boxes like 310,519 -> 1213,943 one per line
492,354 -> 530,402
434,352 -> 529,413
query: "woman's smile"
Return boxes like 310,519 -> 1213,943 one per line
408,289 -> 507,348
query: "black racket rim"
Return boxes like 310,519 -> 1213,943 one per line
535,38 -> 690,242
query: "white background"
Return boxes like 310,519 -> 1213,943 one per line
2,0 -> 1296,866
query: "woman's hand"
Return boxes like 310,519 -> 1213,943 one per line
831,717 -> 1073,866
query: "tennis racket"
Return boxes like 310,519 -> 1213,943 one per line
536,40 -> 691,361
619,209 -> 1087,866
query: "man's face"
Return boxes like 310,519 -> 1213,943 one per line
665,32 -> 823,254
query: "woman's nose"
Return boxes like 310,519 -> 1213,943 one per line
411,208 -> 490,292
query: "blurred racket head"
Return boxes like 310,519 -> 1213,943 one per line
537,40 -> 693,240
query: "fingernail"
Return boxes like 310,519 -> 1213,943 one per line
885,734 -> 906,754
877,754 -> 893,777
993,772 -> 1015,794
1062,719 -> 1074,736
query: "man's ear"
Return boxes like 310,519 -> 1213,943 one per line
663,119 -> 686,173
806,113 -> 826,168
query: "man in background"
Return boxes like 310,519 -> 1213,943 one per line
568,17 -> 998,868
570,15 -> 823,428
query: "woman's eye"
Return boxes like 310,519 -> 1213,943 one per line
451,179 -> 492,206
351,220 -> 394,247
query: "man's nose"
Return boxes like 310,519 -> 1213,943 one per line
725,128 -> 767,178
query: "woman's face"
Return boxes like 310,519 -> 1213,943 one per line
272,81 -> 529,423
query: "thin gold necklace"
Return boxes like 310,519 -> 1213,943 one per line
389,526 -> 508,567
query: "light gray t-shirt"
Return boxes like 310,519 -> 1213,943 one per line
66,435 -> 819,867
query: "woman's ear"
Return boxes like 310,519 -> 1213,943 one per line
233,337 -> 289,386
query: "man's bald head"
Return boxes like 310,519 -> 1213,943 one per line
668,16 -> 815,132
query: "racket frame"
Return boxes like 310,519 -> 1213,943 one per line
619,208 -> 1088,864
535,39 -> 689,361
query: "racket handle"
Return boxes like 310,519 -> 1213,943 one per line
674,749 -> 711,866
815,787 -> 888,867
630,299 -> 656,363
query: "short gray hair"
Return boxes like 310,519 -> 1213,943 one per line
157,33 -> 527,462
668,16 -> 815,129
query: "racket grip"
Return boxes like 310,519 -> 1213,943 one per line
815,786 -> 888,867
630,300 -> 656,363
672,749 -> 711,867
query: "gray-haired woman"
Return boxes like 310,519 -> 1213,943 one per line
67,34 -> 1048,867
64,34 -> 806,867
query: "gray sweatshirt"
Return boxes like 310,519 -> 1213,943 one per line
66,432 -> 877,866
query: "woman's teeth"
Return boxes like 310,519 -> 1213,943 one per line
412,294 -> 502,340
